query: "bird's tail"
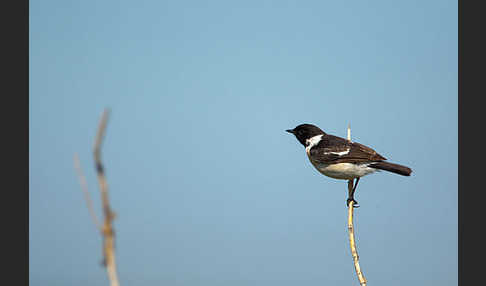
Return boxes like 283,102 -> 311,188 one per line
369,161 -> 412,176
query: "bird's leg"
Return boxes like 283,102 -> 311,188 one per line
352,177 -> 360,193
347,177 -> 360,208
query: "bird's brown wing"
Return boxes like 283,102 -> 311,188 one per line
309,135 -> 386,164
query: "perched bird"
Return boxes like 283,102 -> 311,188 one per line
286,124 -> 412,207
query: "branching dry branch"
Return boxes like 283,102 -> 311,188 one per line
346,125 -> 367,286
75,108 -> 120,286
95,109 -> 120,286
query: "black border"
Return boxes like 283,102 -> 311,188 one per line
3,0 -> 29,284
459,1 -> 484,285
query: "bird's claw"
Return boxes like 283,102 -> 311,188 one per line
346,198 -> 359,208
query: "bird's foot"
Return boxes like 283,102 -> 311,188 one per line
346,198 -> 359,208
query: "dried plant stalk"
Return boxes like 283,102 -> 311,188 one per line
74,153 -> 101,230
347,180 -> 367,285
75,108 -> 120,286
93,109 -> 120,286
347,125 -> 367,286
347,123 -> 351,142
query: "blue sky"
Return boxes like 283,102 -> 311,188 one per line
30,1 -> 457,285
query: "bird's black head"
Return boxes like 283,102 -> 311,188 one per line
286,124 -> 326,146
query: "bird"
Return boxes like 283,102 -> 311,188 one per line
286,123 -> 412,207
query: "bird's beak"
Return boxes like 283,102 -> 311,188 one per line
286,129 -> 295,134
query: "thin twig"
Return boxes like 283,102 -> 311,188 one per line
347,124 -> 351,143
74,108 -> 120,286
347,181 -> 367,285
93,109 -> 120,286
74,153 -> 101,230
347,125 -> 367,286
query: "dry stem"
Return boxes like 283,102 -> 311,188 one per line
347,124 -> 367,286
94,109 -> 120,286
74,153 -> 101,230
347,181 -> 367,285
75,108 -> 120,286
